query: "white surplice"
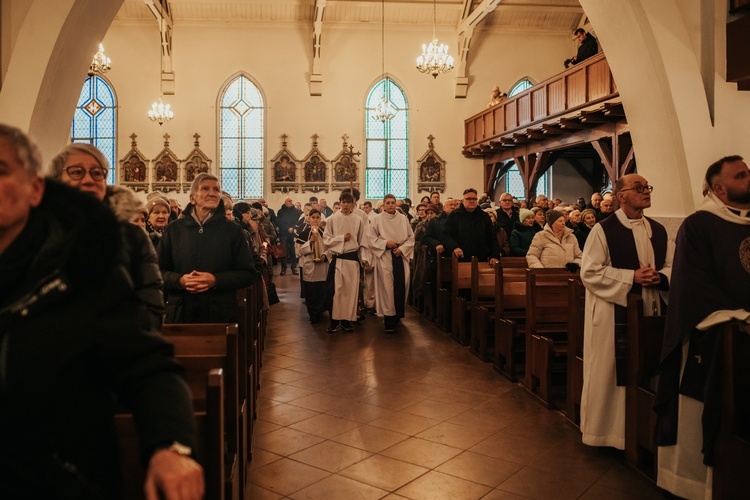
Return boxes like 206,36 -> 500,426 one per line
367,211 -> 415,317
323,211 -> 365,321
579,209 -> 673,449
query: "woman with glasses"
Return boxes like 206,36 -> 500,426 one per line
48,143 -> 164,328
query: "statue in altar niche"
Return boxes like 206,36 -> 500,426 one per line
155,154 -> 178,182
334,155 -> 356,182
420,155 -> 441,182
123,154 -> 146,182
274,155 -> 296,182
304,155 -> 326,183
185,155 -> 209,182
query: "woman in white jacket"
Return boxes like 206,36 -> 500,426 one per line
526,209 -> 582,269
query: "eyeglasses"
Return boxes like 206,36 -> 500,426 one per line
620,184 -> 654,194
500,198 -> 513,203
64,165 -> 108,181
464,197 -> 478,201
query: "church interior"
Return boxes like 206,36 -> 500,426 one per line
1,0 -> 749,498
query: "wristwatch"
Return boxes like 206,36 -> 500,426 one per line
167,441 -> 193,457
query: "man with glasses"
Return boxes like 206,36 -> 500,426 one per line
654,156 -> 750,499
443,188 -> 501,267
580,174 -> 673,450
495,192 -> 519,239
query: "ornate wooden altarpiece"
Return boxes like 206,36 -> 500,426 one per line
416,135 -> 446,193
331,134 -> 361,192
182,133 -> 211,193
270,133 -> 300,193
151,133 -> 180,193
300,133 -> 330,193
119,133 -> 149,192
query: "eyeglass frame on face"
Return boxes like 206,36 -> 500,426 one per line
619,184 -> 654,194
64,165 -> 108,181
464,196 -> 478,201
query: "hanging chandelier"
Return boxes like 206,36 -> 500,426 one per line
416,0 -> 454,78
371,0 -> 398,122
148,97 -> 174,126
88,43 -> 111,76
148,14 -> 174,125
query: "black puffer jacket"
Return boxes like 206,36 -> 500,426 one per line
0,181 -> 194,499
443,204 -> 501,262
157,201 -> 258,323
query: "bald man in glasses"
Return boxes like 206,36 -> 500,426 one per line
579,173 -> 673,450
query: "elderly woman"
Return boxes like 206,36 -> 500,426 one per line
145,194 -> 171,246
48,143 -> 164,328
526,209 -> 582,269
484,207 -> 511,256
131,205 -> 148,229
510,208 -> 540,256
575,208 -> 597,251
532,206 -> 547,229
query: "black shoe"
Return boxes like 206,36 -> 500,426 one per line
327,322 -> 340,333
280,269 -> 286,275
340,321 -> 354,332
292,268 -> 299,275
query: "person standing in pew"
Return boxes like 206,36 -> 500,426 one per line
654,156 -> 750,500
443,188 -> 501,267
158,172 -> 257,324
579,173 -> 673,450
0,125 -> 203,499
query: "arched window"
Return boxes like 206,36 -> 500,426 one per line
365,77 -> 408,199
504,164 -> 550,199
509,77 -> 533,97
71,75 -> 117,184
218,74 -> 265,199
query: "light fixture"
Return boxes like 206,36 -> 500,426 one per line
148,14 -> 174,125
371,0 -> 398,122
88,43 -> 111,76
416,0 -> 454,78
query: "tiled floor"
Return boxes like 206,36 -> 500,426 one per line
248,272 -> 668,499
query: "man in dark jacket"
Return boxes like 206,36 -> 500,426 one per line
568,28 -> 598,67
495,192 -> 519,239
443,188 -> 501,266
158,172 -> 257,323
276,196 -> 303,275
0,124 -> 203,499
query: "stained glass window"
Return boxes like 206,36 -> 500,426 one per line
365,78 -> 408,199
71,75 -> 117,184
509,77 -> 533,97
219,74 -> 264,199
505,164 -> 550,199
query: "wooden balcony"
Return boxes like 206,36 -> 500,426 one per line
463,53 -> 623,161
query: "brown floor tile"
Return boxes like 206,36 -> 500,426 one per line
359,390 -> 428,411
469,432 -> 557,465
248,448 -> 283,471
435,451 -> 523,487
368,412 -> 440,436
288,413 -> 361,439
395,470 -> 492,499
262,367 -> 311,384
380,437 -> 462,469
326,402 -> 396,424
257,402 -> 321,427
416,421 -> 495,449
255,397 -> 282,411
480,489 -> 533,499
253,427 -> 325,456
248,457 -> 330,496
579,484 -> 666,499
253,418 -> 283,436
289,392 -> 354,412
400,399 -> 472,421
262,355 -> 303,369
289,474 -> 389,500
332,424 -> 410,453
445,407 -> 517,433
495,465 -> 593,500
289,440 -> 372,473
529,444 -> 615,484
339,454 -> 429,491
245,482 -> 284,499
261,383 -> 317,403
595,462 -> 668,499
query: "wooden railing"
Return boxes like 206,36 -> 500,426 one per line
464,53 -> 618,150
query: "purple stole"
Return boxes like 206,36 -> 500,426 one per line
600,215 -> 667,385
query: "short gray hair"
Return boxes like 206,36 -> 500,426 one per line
190,172 -> 220,195
48,143 -> 110,180
0,124 -> 43,176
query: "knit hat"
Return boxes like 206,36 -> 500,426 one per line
425,203 -> 440,214
519,208 -> 533,222
146,195 -> 170,214
546,209 -> 565,225
248,208 -> 263,221
581,208 -> 596,221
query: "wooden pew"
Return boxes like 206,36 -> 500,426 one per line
460,257 -> 496,351
434,254 -> 453,331
624,294 -> 665,479
163,323 -> 241,500
115,368 -> 226,500
235,290 -> 255,483
420,246 -> 437,321
450,254 -> 473,343
523,268 -> 579,408
492,267 -> 529,381
565,278 -> 586,426
713,321 -> 750,499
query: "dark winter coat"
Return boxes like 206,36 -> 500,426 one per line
443,204 -> 501,262
575,33 -> 598,64
510,221 -> 541,256
0,181 -> 195,499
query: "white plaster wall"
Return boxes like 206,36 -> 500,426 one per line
101,19 -> 570,209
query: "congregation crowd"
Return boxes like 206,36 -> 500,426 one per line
1,119 -> 748,500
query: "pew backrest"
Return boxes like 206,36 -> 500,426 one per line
471,257 -> 497,307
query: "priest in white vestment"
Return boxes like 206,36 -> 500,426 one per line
368,194 -> 415,333
323,192 -> 366,332
580,174 -> 673,449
